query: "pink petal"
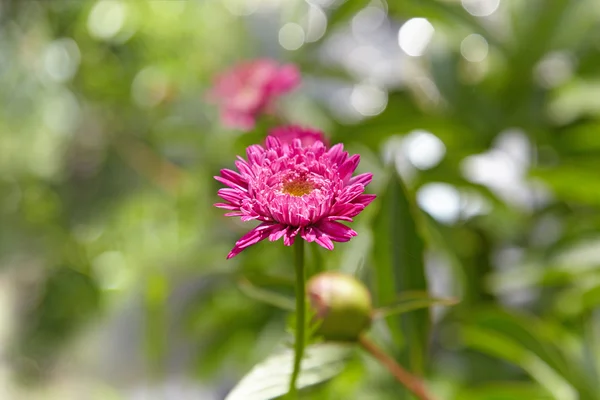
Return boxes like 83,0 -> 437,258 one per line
246,144 -> 265,165
301,226 -> 317,243
234,159 -> 253,177
217,188 -> 246,205
314,230 -> 334,250
326,144 -> 346,165
224,211 -> 244,217
349,173 -> 373,187
220,169 -> 247,186
214,202 -> 240,210
338,154 -> 360,182
283,227 -> 300,246
227,222 -> 280,259
336,184 -> 365,204
329,203 -> 364,218
214,176 -> 248,191
268,224 -> 289,242
316,220 -> 357,242
265,135 -> 282,149
353,194 -> 377,207
325,215 -> 353,222
300,226 -> 334,250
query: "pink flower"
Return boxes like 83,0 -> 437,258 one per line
215,135 -> 376,259
269,125 -> 330,148
208,59 -> 300,131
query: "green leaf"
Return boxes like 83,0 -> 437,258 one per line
237,279 -> 295,311
374,292 -> 459,319
531,162 -> 600,206
225,343 -> 355,400
462,309 -> 598,400
462,326 -> 577,400
326,0 -> 370,30
371,167 -> 430,373
456,382 -> 553,400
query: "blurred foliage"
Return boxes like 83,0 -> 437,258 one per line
2,0 -> 600,399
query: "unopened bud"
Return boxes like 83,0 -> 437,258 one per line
307,272 -> 372,342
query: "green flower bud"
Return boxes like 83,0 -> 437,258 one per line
307,272 -> 373,342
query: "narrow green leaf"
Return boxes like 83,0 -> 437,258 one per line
463,309 -> 598,400
237,279 -> 295,311
374,295 -> 459,319
456,382 -> 553,400
582,310 -> 600,389
462,326 -> 577,400
371,167 -> 430,374
327,0 -> 370,30
225,343 -> 354,400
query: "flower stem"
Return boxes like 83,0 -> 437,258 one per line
358,334 -> 435,400
289,239 -> 306,397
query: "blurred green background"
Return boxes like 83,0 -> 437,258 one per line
2,0 -> 600,399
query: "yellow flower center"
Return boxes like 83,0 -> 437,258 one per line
282,179 -> 314,197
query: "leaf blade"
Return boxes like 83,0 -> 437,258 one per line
225,343 -> 354,400
371,168 -> 430,373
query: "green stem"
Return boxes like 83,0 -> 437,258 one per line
359,334 -> 435,400
289,239 -> 306,397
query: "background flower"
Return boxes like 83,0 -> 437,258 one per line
208,59 -> 300,130
215,136 -> 375,258
269,125 -> 330,147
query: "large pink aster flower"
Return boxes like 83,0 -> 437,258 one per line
215,136 -> 376,259
269,125 -> 330,148
208,59 -> 300,131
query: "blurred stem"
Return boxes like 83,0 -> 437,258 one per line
113,136 -> 185,195
583,310 -> 600,384
308,241 -> 324,276
359,335 -> 435,400
288,239 -> 306,397
145,272 -> 168,380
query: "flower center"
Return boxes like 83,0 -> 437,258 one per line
281,178 -> 314,197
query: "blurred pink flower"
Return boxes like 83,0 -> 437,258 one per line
215,135 -> 375,258
269,125 -> 330,148
208,59 -> 300,131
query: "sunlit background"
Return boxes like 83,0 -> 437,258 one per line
2,0 -> 600,398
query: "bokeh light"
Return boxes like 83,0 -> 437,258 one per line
350,83 -> 388,116
398,18 -> 435,57
304,5 -> 328,43
461,0 -> 500,17
279,23 -> 305,50
460,34 -> 489,63
41,38 -> 81,83
87,0 -> 127,41
403,130 -> 446,170
417,183 -> 461,224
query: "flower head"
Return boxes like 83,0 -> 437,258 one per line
307,272 -> 373,341
215,135 -> 375,259
208,59 -> 300,131
269,125 -> 330,148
